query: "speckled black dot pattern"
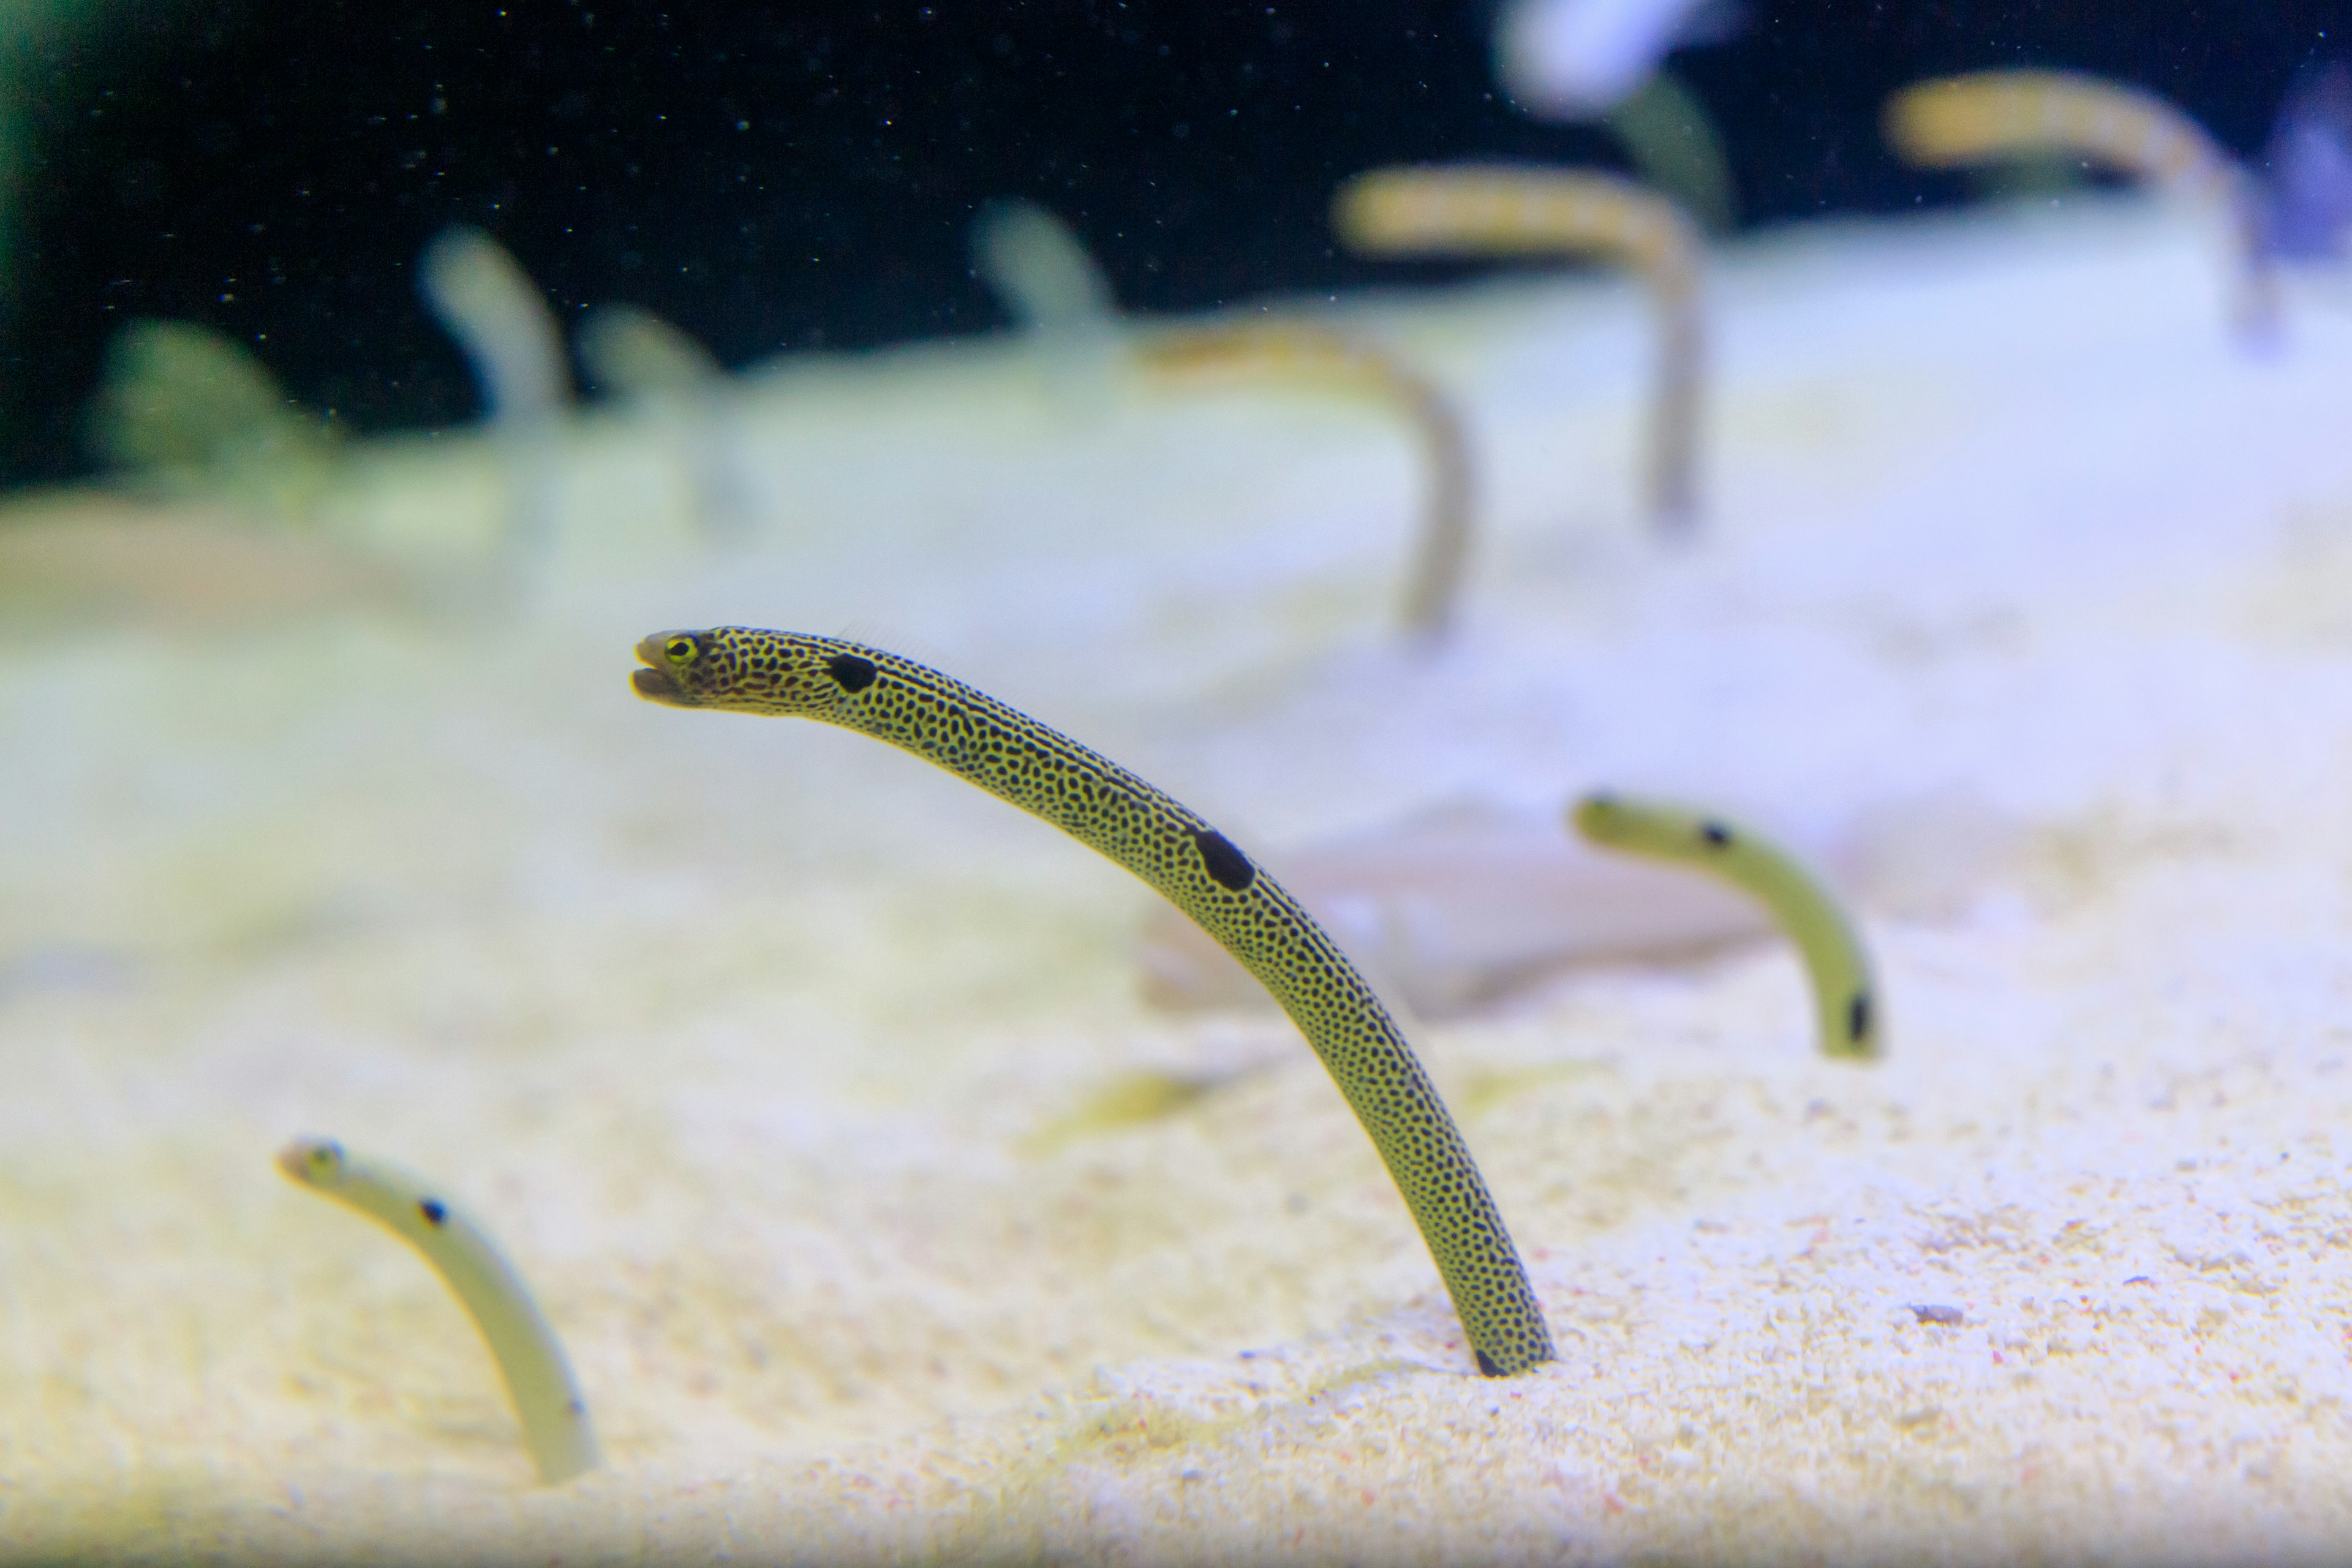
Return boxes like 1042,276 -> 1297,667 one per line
418,1198 -> 447,1227
655,626 -> 1555,1377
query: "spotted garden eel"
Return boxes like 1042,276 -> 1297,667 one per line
632,628 -> 1555,1377
276,1137 -> 601,1484
1570,793 -> 1880,1061
1882,70 -> 2274,337
1333,165 -> 1705,532
1137,322 -> 1472,644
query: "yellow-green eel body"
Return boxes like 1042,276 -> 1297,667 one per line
633,627 -> 1555,1377
1570,793 -> 1880,1061
276,1138 -> 602,1484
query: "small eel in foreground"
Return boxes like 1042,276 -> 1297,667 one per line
276,1137 -> 601,1484
632,627 -> 1555,1377
1570,793 -> 1880,1061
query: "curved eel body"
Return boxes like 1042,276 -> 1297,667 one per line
1333,164 -> 1705,532
1137,322 -> 1472,643
1882,70 -> 2274,337
276,1137 -> 601,1484
632,627 -> 1555,1377
1571,793 -> 1880,1060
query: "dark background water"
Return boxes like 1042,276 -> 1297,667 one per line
4,0 -> 2345,488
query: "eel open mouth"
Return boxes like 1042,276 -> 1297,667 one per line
630,636 -> 688,704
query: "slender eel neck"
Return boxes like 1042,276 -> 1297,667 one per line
637,630 -> 1555,1377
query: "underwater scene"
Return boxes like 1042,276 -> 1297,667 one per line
6,1 -> 2352,1561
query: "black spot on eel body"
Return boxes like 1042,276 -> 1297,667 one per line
418,1199 -> 448,1227
1700,821 -> 1733,848
1476,1349 -> 1501,1377
1848,992 -> 1872,1044
825,653 -> 878,693
1193,827 -> 1256,891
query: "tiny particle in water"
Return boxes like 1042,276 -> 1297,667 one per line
1907,1303 -> 1964,1325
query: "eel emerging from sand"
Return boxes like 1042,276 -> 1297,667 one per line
1333,164 -> 1706,532
1570,793 -> 1879,1060
1136,321 -> 1474,644
1882,69 -> 2275,336
276,1137 -> 601,1485
631,627 -> 1555,1378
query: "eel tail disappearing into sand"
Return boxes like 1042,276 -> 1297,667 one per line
631,627 -> 1555,1378
1136,320 -> 1474,644
1882,69 -> 2277,337
276,1137 -> 601,1484
1570,793 -> 1880,1061
1332,163 -> 1705,533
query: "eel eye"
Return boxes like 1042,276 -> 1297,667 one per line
665,636 -> 697,662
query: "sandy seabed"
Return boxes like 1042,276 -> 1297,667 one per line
7,198 -> 2352,1564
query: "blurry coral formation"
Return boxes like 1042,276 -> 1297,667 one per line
1136,321 -> 1473,642
1333,165 -> 1705,532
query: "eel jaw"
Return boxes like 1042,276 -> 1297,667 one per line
630,636 -> 692,706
